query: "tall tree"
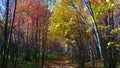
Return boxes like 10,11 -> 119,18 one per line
1,0 -> 17,68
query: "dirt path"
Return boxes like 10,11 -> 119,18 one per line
44,54 -> 77,68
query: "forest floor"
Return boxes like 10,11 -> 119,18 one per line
6,54 -> 120,68
44,54 -> 77,68
44,54 -> 120,68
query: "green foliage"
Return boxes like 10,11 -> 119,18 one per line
91,1 -> 115,23
21,62 -> 38,68
45,54 -> 58,60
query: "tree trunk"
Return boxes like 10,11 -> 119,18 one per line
84,0 -> 107,68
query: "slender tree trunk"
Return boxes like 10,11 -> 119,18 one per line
1,0 -> 17,67
1,0 -> 9,67
84,0 -> 107,68
89,43 -> 96,68
26,25 -> 30,62
107,9 -> 117,68
41,19 -> 49,68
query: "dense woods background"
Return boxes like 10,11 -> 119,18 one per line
0,0 -> 120,68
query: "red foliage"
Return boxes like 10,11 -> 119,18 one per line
13,0 -> 50,33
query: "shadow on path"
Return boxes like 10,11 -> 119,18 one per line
44,54 -> 77,68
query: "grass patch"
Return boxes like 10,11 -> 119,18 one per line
19,62 -> 41,68
39,53 -> 64,61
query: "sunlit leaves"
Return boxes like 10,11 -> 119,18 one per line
49,0 -> 80,46
110,27 -> 120,34
106,0 -> 110,2
91,1 -> 115,23
86,28 -> 92,33
107,42 -> 120,48
98,25 -> 110,31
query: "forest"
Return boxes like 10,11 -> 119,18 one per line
0,0 -> 120,68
